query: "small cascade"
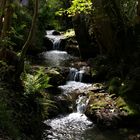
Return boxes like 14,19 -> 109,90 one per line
68,67 -> 85,82
68,68 -> 78,81
53,38 -> 61,50
76,94 -> 89,113
46,30 -> 63,50
74,69 -> 84,82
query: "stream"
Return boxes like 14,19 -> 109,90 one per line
41,30 -> 137,140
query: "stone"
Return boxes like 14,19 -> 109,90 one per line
43,37 -> 53,51
45,68 -> 66,86
52,30 -> 61,35
65,37 -> 80,57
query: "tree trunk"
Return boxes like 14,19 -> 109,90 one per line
72,14 -> 92,59
15,0 -> 39,81
0,0 -> 7,36
1,0 -> 13,39
138,0 -> 140,14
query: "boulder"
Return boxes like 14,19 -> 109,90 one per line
45,68 -> 66,86
85,90 -> 140,128
52,30 -> 61,35
43,37 -> 53,51
58,36 -> 79,55
65,37 -> 80,57
85,92 -> 123,128
59,67 -> 70,79
47,95 -> 73,118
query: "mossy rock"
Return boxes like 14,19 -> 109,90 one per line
46,68 -> 66,86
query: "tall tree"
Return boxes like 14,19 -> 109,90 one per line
15,0 -> 39,81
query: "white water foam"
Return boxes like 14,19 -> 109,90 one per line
59,81 -> 92,94
44,112 -> 93,140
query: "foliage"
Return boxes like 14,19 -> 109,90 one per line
119,68 -> 140,104
0,37 -> 16,49
22,67 -> 56,119
108,77 -> 121,94
0,84 -> 21,139
115,97 -> 138,115
57,0 -> 92,17
2,2 -> 32,51
120,0 -> 137,25
0,61 -> 15,81
22,68 -> 51,95
64,28 -> 75,37
39,0 -> 64,30
0,100 -> 19,139
40,97 -> 56,119
68,0 -> 92,16
0,61 -> 8,80
4,1 -> 45,53
0,81 -> 45,139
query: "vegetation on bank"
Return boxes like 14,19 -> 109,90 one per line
0,0 -> 52,139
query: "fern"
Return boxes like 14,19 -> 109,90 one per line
22,68 -> 52,95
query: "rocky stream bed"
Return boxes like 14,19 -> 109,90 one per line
32,30 -> 140,140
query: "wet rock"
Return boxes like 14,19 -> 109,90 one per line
58,36 -> 80,56
87,57 -> 110,82
70,61 -> 88,68
65,37 -> 80,57
85,90 -> 140,128
43,37 -> 53,50
47,95 -> 73,118
52,30 -> 61,35
85,92 -> 123,128
45,68 -> 66,86
59,67 -> 70,79
81,66 -> 93,83
45,87 -> 62,95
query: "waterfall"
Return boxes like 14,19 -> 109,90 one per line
76,95 -> 89,113
68,67 -> 85,82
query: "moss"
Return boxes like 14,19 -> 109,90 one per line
90,100 -> 107,109
108,77 -> 122,94
115,97 -> 139,116
115,97 -> 126,108
118,67 -> 140,104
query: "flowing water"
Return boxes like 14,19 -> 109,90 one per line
46,30 -> 64,50
42,30 -> 78,67
42,30 -> 137,140
42,50 -> 73,67
68,68 -> 85,82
